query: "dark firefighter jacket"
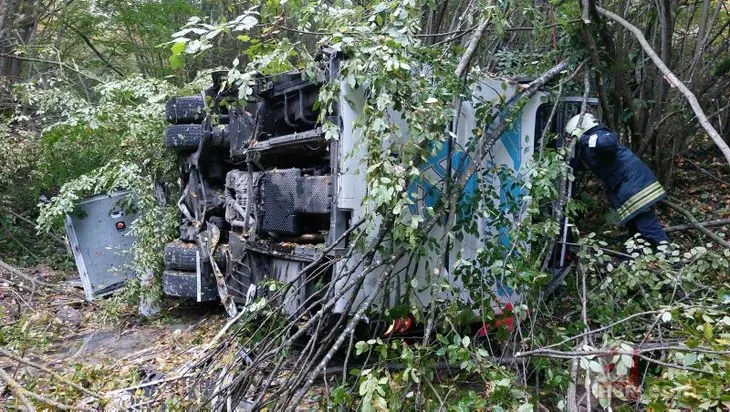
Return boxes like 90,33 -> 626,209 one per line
573,125 -> 666,224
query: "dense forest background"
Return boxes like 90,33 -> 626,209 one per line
2,0 -> 729,254
1,0 -> 730,410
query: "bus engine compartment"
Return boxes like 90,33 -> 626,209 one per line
161,48 -> 574,319
162,50 -> 344,314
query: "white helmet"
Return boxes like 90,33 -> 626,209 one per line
565,113 -> 600,137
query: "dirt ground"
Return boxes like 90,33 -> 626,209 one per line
0,265 -> 228,409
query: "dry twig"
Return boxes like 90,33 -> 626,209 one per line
0,368 -> 36,411
0,367 -> 94,411
664,217 -> 730,233
0,259 -> 51,288
0,348 -> 103,399
662,199 -> 730,248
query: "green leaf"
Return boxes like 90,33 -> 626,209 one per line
355,341 -> 369,356
704,323 -> 714,340
495,378 -> 510,387
588,361 -> 603,373
661,311 -> 672,323
620,354 -> 634,368
170,41 -> 187,55
682,352 -> 697,366
410,368 -> 420,383
517,404 -> 533,412
462,336 -> 471,348
236,15 -> 258,31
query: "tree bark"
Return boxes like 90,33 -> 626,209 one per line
0,0 -> 19,78
639,0 -> 674,158
586,0 -> 636,135
687,0 -> 711,84
454,15 -> 491,77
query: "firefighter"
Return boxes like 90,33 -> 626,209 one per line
565,114 -> 669,246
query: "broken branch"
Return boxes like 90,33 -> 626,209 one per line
0,368 -> 36,411
454,17 -> 490,77
0,367 -> 94,411
0,259 -> 51,288
664,217 -> 730,233
662,199 -> 730,248
596,6 -> 730,165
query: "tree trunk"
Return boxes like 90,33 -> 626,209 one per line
0,0 -> 18,78
0,0 -> 38,83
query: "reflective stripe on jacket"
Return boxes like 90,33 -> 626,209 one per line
575,126 -> 666,224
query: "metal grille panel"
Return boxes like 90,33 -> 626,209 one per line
257,169 -> 332,235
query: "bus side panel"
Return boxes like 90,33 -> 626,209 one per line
334,79 -> 543,315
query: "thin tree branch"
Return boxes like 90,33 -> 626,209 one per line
2,208 -> 66,246
662,199 -> 730,248
0,368 -> 36,411
417,20 -> 580,38
0,367 -> 93,411
0,53 -> 103,82
596,6 -> 730,165
516,348 -> 715,375
665,217 -> 730,233
67,25 -> 124,76
579,261 -> 591,411
454,16 -> 491,77
678,155 -> 730,186
0,349 -> 103,399
0,258 -> 51,288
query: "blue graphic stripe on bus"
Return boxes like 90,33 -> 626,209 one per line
407,140 -> 477,218
407,113 -> 525,237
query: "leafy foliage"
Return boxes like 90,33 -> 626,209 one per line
29,76 -> 191,313
1,0 -> 729,409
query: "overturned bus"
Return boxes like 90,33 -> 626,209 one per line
161,49 -> 578,318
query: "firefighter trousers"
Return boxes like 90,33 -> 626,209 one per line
625,208 -> 669,246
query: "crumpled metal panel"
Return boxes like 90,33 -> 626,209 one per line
65,192 -> 138,301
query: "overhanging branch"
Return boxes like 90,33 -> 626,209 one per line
596,6 -> 730,165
